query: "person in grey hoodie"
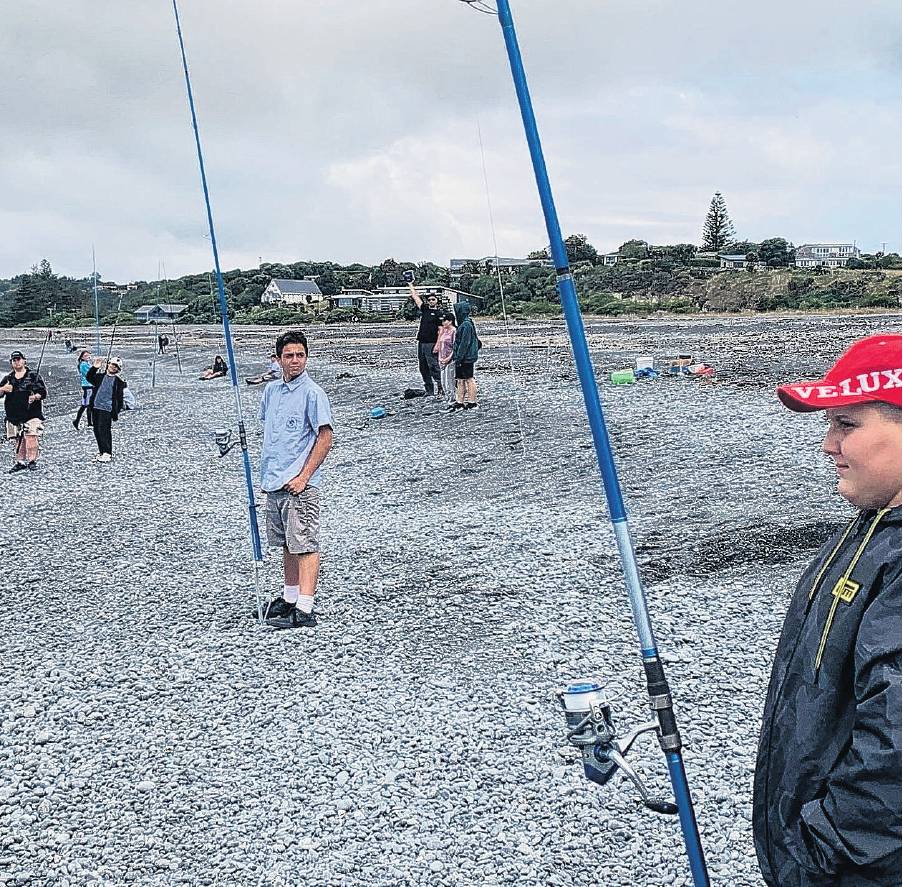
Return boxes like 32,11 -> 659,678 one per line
753,333 -> 901,887
449,301 -> 480,412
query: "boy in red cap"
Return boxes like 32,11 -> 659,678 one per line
753,333 -> 901,886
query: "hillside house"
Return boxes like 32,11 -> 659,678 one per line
332,286 -> 477,315
719,255 -> 748,270
794,244 -> 860,268
134,304 -> 188,323
449,256 -> 550,282
261,278 -> 325,308
601,252 -> 620,266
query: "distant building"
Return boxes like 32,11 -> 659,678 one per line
100,281 -> 139,295
261,278 -> 325,308
794,243 -> 860,268
601,252 -> 620,266
449,256 -> 551,282
134,303 -> 188,324
332,285 -> 476,315
719,254 -> 749,270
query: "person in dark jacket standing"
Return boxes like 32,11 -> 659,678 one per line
449,300 -> 480,411
753,332 -> 901,887
86,356 -> 128,463
1,350 -> 47,472
407,281 -> 443,396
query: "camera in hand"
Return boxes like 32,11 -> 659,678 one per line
402,269 -> 415,283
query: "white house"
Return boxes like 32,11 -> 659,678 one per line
332,286 -> 473,315
719,254 -> 749,270
794,244 -> 860,268
601,252 -> 620,266
261,278 -> 325,308
134,303 -> 188,323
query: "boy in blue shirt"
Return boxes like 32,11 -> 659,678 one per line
258,330 -> 334,628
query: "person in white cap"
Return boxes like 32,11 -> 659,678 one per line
86,356 -> 128,462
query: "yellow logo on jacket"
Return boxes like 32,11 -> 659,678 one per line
831,577 -> 861,604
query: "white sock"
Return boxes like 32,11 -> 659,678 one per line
296,595 -> 315,615
282,585 -> 299,603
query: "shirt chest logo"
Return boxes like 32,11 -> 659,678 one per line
831,576 -> 861,604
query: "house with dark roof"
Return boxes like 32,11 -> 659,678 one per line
134,303 -> 188,323
331,286 -> 482,314
261,278 -> 325,309
794,244 -> 860,268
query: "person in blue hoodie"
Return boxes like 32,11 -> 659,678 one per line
72,350 -> 93,430
448,301 -> 480,412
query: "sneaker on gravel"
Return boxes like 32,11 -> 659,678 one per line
254,598 -> 295,620
8,463 -> 27,473
27,461 -> 37,471
446,403 -> 465,412
267,608 -> 317,630
97,453 -> 112,463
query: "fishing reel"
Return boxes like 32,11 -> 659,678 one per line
557,680 -> 678,815
213,428 -> 236,457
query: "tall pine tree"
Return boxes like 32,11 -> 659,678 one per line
701,192 -> 736,252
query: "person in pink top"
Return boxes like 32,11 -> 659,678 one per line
433,312 -> 456,403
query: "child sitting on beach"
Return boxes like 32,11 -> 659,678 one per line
200,355 -> 228,381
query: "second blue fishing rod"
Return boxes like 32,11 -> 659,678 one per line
493,2 -> 709,884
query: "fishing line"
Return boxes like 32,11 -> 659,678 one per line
161,258 -> 183,375
92,245 -> 101,353
104,291 -> 125,369
476,120 -> 525,456
171,0 -> 265,623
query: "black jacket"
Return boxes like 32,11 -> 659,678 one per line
0,369 -> 47,423
86,367 -> 127,421
753,506 -> 901,886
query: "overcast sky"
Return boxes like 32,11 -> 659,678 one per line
1,0 -> 899,281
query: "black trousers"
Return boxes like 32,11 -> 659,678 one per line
417,342 -> 441,393
93,410 -> 113,455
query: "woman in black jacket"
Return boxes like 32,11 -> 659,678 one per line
86,356 -> 128,463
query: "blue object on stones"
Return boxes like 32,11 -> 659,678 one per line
370,407 -> 387,419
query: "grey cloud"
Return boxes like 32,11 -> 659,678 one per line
0,0 -> 899,279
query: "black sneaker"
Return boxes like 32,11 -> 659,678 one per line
27,461 -> 37,471
267,608 -> 317,630
251,598 -> 295,620
8,463 -> 27,473
463,403 -> 479,410
72,419 -> 80,430
446,403 -> 465,412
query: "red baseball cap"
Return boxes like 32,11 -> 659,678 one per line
777,333 -> 902,412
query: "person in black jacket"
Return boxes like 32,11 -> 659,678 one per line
407,281 -> 443,396
86,356 -> 128,463
1,350 -> 47,472
753,333 -> 901,887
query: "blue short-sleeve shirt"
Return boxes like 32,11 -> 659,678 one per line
258,371 -> 333,493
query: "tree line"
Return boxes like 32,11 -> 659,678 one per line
0,193 -> 899,326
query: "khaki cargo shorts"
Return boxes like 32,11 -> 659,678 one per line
265,486 -> 321,554
5,419 -> 43,439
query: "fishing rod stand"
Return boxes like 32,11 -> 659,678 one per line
558,680 -> 678,816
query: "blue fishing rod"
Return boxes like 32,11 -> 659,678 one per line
467,1 -> 710,883
171,0 -> 265,621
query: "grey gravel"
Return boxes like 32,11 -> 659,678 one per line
0,312 -> 895,886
